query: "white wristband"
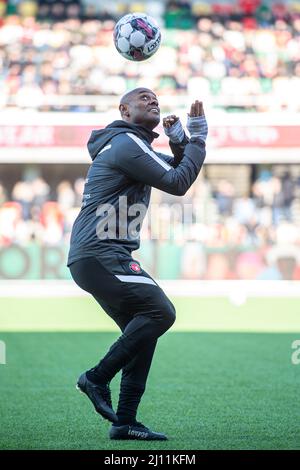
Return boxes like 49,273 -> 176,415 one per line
163,119 -> 185,144
187,115 -> 208,142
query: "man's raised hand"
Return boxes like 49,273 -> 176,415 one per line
163,115 -> 184,143
188,100 -> 204,117
163,115 -> 179,129
187,100 -> 207,142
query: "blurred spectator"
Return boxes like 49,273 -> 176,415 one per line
0,201 -> 23,246
235,252 -> 265,280
0,183 -> 8,206
32,177 -> 50,206
214,179 -> 235,217
40,201 -> 64,244
180,241 -> 206,279
256,250 -> 283,280
56,180 -> 75,211
233,194 -> 256,225
271,176 -> 284,225
73,177 -> 84,206
11,181 -> 34,220
281,171 -> 295,221
204,253 -> 235,280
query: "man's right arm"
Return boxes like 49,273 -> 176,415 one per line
162,115 -> 190,167
113,133 -> 206,196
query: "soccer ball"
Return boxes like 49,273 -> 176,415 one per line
113,13 -> 161,62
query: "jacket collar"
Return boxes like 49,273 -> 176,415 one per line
107,120 -> 159,144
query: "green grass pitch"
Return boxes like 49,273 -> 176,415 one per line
0,296 -> 300,450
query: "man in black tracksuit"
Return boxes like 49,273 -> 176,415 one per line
68,88 -> 207,440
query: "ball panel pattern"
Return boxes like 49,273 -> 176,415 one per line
114,13 -> 161,62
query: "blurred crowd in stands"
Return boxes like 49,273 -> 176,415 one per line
1,170 -> 300,280
0,0 -> 299,111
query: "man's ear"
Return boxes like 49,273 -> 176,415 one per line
119,103 -> 129,118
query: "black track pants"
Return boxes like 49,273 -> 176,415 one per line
69,254 -> 176,423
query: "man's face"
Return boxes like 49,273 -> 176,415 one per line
120,89 -> 160,130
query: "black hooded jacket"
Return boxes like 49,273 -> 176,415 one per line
67,120 -> 206,266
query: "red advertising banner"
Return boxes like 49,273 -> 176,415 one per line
0,125 -> 95,147
0,125 -> 299,148
210,126 -> 300,147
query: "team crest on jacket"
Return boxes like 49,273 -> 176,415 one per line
129,262 -> 141,273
